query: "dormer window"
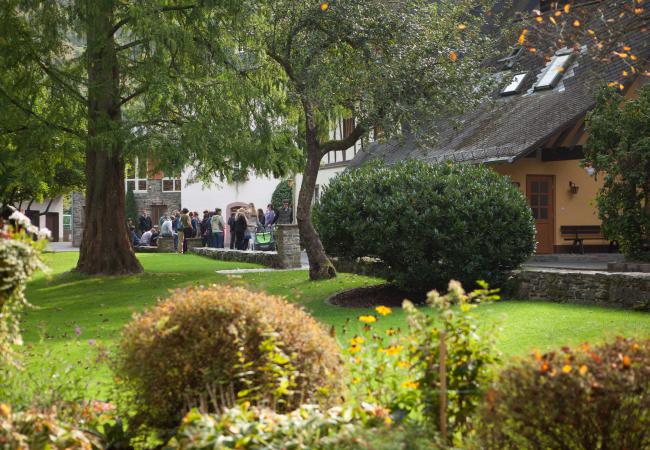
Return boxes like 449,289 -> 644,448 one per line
501,72 -> 529,96
534,50 -> 575,91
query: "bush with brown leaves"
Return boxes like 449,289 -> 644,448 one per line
477,337 -> 650,450
114,285 -> 345,431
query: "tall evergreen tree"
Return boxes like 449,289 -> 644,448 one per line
0,0 -> 301,274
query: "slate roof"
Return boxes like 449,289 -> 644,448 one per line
349,1 -> 649,168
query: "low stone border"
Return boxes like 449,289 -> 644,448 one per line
607,262 -> 650,273
514,268 -> 650,311
191,247 -> 282,268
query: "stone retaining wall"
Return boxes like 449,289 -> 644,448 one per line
191,247 -> 281,267
515,269 -> 650,310
158,236 -> 175,253
275,225 -> 301,268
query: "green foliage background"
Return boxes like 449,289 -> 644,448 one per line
271,180 -> 294,211
585,85 -> 650,261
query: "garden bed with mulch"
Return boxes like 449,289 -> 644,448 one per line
327,283 -> 427,308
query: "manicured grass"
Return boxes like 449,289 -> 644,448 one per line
20,252 -> 650,398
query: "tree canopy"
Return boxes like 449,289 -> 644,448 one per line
0,0 -> 303,274
585,85 -> 650,261
221,0 -> 499,278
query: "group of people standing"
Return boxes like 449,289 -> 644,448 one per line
128,199 -> 293,253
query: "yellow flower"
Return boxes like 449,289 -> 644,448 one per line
386,328 -> 399,336
397,360 -> 410,368
351,377 -> 361,384
375,306 -> 392,316
348,345 -> 362,354
349,336 -> 365,346
579,365 -> 588,375
383,345 -> 403,356
562,364 -> 572,374
0,403 -> 11,418
402,380 -> 419,389
358,315 -> 377,323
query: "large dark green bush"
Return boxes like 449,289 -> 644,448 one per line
477,338 -> 650,449
585,85 -> 650,261
313,160 -> 535,291
114,286 -> 345,431
271,179 -> 293,211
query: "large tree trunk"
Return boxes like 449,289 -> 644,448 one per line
297,130 -> 336,281
76,0 -> 143,275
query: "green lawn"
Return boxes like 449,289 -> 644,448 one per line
19,252 -> 650,398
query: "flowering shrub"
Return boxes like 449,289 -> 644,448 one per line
114,286 -> 345,431
0,403 -> 102,449
344,281 -> 500,445
0,210 -> 48,365
477,337 -> 650,449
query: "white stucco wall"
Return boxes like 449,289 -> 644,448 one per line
3,197 -> 65,240
180,118 -> 363,218
180,171 -> 283,217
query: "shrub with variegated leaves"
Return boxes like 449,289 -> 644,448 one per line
0,210 -> 48,365
0,403 -> 101,450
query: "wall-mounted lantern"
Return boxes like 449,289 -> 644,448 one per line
569,181 -> 579,195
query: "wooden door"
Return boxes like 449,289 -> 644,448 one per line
45,212 -> 59,242
151,205 -> 167,227
526,175 -> 555,254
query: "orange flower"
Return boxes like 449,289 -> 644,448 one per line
621,355 -> 631,368
449,51 -> 458,62
579,365 -> 588,375
517,29 -> 528,45
532,349 -> 542,362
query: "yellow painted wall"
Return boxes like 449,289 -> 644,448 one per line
492,156 -> 606,247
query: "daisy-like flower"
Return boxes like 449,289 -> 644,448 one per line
375,306 -> 392,316
38,227 -> 52,240
358,315 -> 377,324
401,380 -> 419,389
9,211 -> 31,227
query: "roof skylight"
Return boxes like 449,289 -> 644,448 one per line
534,53 -> 575,91
501,72 -> 529,96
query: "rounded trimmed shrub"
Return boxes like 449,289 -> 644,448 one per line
114,286 -> 345,430
271,179 -> 293,211
477,338 -> 650,449
313,160 -> 535,291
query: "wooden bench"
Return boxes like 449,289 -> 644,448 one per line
560,225 -> 618,254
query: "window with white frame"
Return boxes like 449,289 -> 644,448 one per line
125,158 -> 147,192
162,176 -> 182,192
